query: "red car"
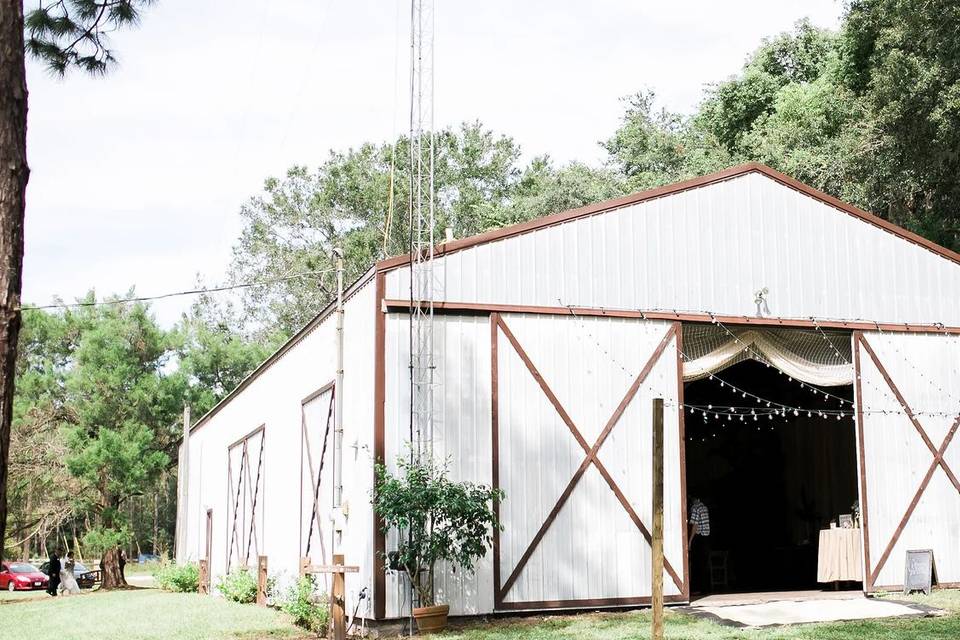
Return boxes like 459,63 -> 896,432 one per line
0,562 -> 49,591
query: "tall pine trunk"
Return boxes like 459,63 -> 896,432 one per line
0,0 -> 29,565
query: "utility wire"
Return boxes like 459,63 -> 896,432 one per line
20,269 -> 334,311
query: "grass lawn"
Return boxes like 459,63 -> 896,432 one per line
2,587 -> 958,640
438,591 -> 960,640
0,587 -> 306,640
125,560 -> 163,575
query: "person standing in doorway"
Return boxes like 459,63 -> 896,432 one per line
45,551 -> 61,596
689,497 -> 711,595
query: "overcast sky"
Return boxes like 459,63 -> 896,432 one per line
24,0 -> 844,326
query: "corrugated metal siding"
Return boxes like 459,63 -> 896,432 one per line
382,311 -> 684,615
386,172 -> 960,327
857,331 -> 960,588
384,313 -> 494,617
495,313 -> 683,604
182,280 -> 376,617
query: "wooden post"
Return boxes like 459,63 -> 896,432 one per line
651,398 -> 665,640
257,556 -> 268,605
177,404 -> 190,562
331,553 -> 346,640
299,557 -> 357,640
198,559 -> 209,595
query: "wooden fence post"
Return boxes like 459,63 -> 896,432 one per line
257,556 -> 268,605
299,555 -> 357,640
198,559 -> 209,595
652,398 -> 665,640
331,553 -> 346,640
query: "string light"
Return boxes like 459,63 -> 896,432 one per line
559,300 -> 958,422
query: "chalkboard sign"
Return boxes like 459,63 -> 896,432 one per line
904,549 -> 935,595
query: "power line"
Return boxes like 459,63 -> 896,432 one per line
20,269 -> 333,312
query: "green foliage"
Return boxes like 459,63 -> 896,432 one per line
153,561 -> 200,593
276,576 -> 329,635
24,0 -> 156,75
373,456 -> 502,607
11,294 -> 272,560
836,0 -> 960,249
217,567 -> 258,604
60,296 -> 177,558
173,300 -> 281,416
229,122 -> 619,336
606,10 -> 960,252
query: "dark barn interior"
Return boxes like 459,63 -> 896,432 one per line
683,359 -> 858,594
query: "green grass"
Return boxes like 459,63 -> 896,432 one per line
2,586 -> 958,640
436,591 -> 960,640
125,560 -> 164,575
0,588 -> 306,640
0,587 -> 49,601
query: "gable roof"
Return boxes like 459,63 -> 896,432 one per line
376,162 -> 960,271
190,163 -> 960,434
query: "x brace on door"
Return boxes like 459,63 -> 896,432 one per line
301,385 -> 335,576
492,314 -> 684,604
856,332 -> 960,589
227,426 -> 265,571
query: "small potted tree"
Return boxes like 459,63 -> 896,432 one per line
374,455 -> 502,633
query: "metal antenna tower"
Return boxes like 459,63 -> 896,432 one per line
408,0 -> 436,462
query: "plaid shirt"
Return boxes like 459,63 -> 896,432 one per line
690,499 -> 710,537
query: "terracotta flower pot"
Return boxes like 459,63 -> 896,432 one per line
413,603 -> 449,634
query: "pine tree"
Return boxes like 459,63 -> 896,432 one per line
0,0 -> 154,565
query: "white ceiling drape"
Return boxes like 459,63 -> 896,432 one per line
682,325 -> 854,386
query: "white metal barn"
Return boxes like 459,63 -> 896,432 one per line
177,163 -> 960,620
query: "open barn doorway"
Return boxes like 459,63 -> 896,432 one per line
681,325 -> 859,596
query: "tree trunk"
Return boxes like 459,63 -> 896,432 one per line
100,545 -> 127,589
20,491 -> 32,560
0,0 -> 29,566
152,491 -> 158,555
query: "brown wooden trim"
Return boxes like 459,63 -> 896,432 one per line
383,300 -> 960,335
855,331 -> 960,588
373,272 -> 386,619
301,380 -> 335,406
227,424 -> 265,453
490,313 -> 502,608
495,319 -> 682,600
869,415 -> 960,585
859,336 -> 960,491
675,322 -> 690,600
852,332 -> 873,592
375,163 -> 960,274
495,316 -> 589,450
495,594 -> 689,611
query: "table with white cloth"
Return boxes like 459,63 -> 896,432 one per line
817,528 -> 863,583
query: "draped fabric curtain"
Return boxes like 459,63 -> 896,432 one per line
682,325 -> 854,386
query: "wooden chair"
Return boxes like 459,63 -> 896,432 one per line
709,550 -> 729,590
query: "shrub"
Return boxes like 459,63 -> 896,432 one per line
217,567 -> 258,603
277,575 -> 330,635
374,455 -> 502,607
153,561 -> 199,593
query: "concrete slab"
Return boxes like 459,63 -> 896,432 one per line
692,590 -> 862,607
684,595 -> 941,628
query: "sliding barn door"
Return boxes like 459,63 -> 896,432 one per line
226,427 -> 266,571
300,385 -> 335,589
855,331 -> 960,590
492,312 -> 686,609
